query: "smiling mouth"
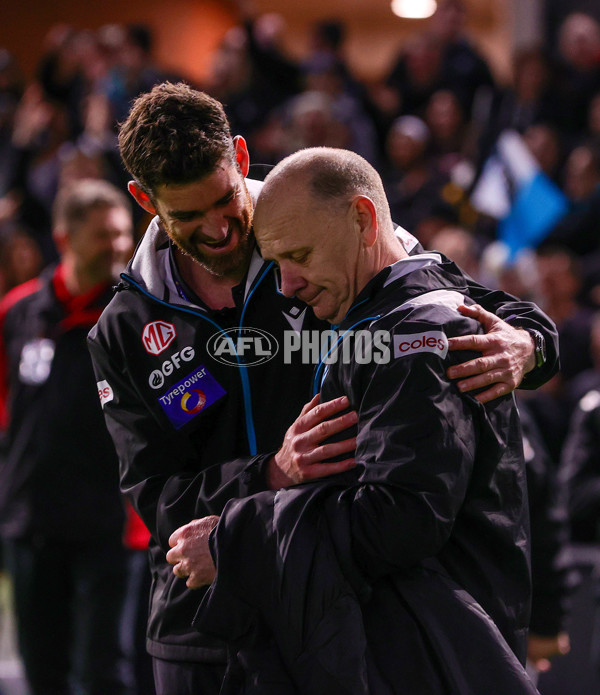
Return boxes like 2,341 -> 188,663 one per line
198,229 -> 234,250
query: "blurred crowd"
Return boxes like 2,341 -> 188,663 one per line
2,0 -> 600,688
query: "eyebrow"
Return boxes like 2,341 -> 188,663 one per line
166,188 -> 237,221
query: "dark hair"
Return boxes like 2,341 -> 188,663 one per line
118,82 -> 235,196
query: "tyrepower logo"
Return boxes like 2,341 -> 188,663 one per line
142,321 -> 176,355
148,346 -> 196,389
207,328 -> 278,366
393,331 -> 448,359
158,366 -> 227,429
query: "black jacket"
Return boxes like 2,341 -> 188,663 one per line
196,254 -> 537,693
0,265 -> 124,542
88,199 -> 558,661
88,215 -> 323,660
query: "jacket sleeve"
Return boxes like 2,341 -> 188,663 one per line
559,390 -> 600,543
87,327 -> 271,553
462,276 -> 559,389
331,317 -> 487,580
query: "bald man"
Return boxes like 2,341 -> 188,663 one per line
174,148 -> 539,694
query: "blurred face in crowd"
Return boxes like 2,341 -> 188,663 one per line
564,146 -> 600,201
68,204 -> 133,284
386,130 -> 422,169
523,124 -> 560,178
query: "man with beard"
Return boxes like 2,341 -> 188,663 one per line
88,83 -> 557,694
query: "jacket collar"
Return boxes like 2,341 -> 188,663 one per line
340,253 -> 469,327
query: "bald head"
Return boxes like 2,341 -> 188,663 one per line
258,147 -> 393,230
254,147 -> 406,323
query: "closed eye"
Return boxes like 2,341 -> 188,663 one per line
291,250 -> 311,265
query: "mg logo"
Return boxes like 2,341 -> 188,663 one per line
207,328 -> 278,366
142,321 -> 176,355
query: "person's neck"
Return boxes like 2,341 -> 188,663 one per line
174,248 -> 246,310
347,236 -> 409,317
61,258 -> 105,296
363,236 -> 409,285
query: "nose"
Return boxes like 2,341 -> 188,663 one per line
203,209 -> 229,241
279,262 -> 307,298
111,232 -> 134,262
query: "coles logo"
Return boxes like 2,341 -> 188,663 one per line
393,331 -> 448,360
143,321 -> 176,355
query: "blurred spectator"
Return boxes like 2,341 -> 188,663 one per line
0,226 -> 43,299
544,142 -> 600,256
522,122 -> 564,183
383,114 -> 450,238
98,23 -> 180,124
301,56 -> 378,163
588,90 -> 600,141
206,25 -> 277,148
428,225 -> 482,280
561,387 -> 600,544
5,84 -> 72,261
302,18 -> 358,96
425,88 -> 473,177
499,47 -> 557,135
521,401 -> 573,680
536,246 -> 595,381
0,50 -> 24,197
383,32 -> 445,119
428,0 -> 495,116
36,25 -> 88,136
565,311 -> 600,412
0,179 -> 134,695
238,5 -> 301,108
548,12 -> 600,137
277,90 -> 352,155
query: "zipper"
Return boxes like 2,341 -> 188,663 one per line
121,263 -> 274,456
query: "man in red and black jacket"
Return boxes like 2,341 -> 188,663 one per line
0,179 -> 134,695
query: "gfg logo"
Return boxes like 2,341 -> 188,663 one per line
207,328 -> 278,366
148,346 -> 196,389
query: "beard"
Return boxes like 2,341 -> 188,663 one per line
163,187 -> 255,281
175,217 -> 254,280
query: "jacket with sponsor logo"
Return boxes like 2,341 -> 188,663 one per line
88,181 -> 558,662
194,254 -> 536,693
87,215 -> 324,661
0,264 -> 124,542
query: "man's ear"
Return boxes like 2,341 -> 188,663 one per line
128,181 -> 157,214
353,195 -> 378,247
233,135 -> 250,177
